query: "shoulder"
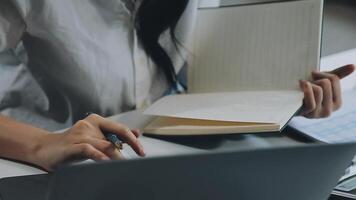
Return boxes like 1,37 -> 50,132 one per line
10,0 -> 31,20
0,1 -> 25,26
0,0 -> 26,51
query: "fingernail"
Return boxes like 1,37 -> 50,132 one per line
141,150 -> 146,157
299,80 -> 305,87
299,80 -> 303,85
140,146 -> 146,156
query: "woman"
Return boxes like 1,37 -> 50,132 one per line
0,0 -> 354,171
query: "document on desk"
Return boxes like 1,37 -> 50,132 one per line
289,47 -> 356,143
144,0 -> 323,135
290,90 -> 356,143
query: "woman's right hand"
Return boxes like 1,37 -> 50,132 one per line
34,114 -> 145,171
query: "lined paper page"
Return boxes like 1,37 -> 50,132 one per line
188,0 -> 322,93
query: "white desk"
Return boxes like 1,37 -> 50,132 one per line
0,159 -> 45,179
0,110 -> 305,179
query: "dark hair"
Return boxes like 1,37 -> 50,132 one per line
135,0 -> 189,88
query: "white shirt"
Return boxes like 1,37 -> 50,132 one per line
0,0 -> 197,130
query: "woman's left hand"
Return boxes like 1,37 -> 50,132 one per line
299,64 -> 355,118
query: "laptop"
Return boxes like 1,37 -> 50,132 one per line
1,143 -> 350,200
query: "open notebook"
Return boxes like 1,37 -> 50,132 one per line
144,0 -> 323,135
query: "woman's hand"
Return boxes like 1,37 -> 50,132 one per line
34,114 -> 145,171
299,64 -> 355,118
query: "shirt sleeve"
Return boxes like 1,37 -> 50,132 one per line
0,0 -> 26,52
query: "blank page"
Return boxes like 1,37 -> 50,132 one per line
144,90 -> 304,125
188,0 -> 322,93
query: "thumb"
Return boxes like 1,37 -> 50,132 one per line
329,64 -> 355,79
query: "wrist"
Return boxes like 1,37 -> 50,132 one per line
26,130 -> 56,169
0,115 -> 61,170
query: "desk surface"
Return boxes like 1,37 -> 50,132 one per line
0,110 -> 311,179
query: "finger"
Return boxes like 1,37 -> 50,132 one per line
305,84 -> 323,118
107,148 -> 124,160
329,64 -> 355,79
314,79 -> 332,118
80,137 -> 118,158
312,84 -> 323,110
299,80 -> 317,116
101,122 -> 145,156
85,114 -> 141,138
86,114 -> 145,156
82,137 -> 124,160
131,129 -> 142,138
69,144 -> 110,161
73,120 -> 96,133
304,84 -> 323,118
312,71 -> 342,110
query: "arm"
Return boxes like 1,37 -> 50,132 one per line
0,114 -> 145,171
0,115 -> 49,166
0,2 -> 145,171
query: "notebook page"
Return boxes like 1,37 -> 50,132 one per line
144,90 -> 303,125
188,0 -> 322,93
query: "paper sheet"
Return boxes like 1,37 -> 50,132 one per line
290,90 -> 356,143
145,90 -> 303,125
188,0 -> 322,93
290,48 -> 356,143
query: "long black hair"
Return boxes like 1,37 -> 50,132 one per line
135,0 -> 189,88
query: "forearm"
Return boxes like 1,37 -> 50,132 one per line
0,115 -> 50,166
0,114 -> 144,171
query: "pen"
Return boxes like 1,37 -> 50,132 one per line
105,132 -> 123,150
85,112 -> 123,150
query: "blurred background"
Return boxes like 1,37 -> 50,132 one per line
323,0 -> 356,56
